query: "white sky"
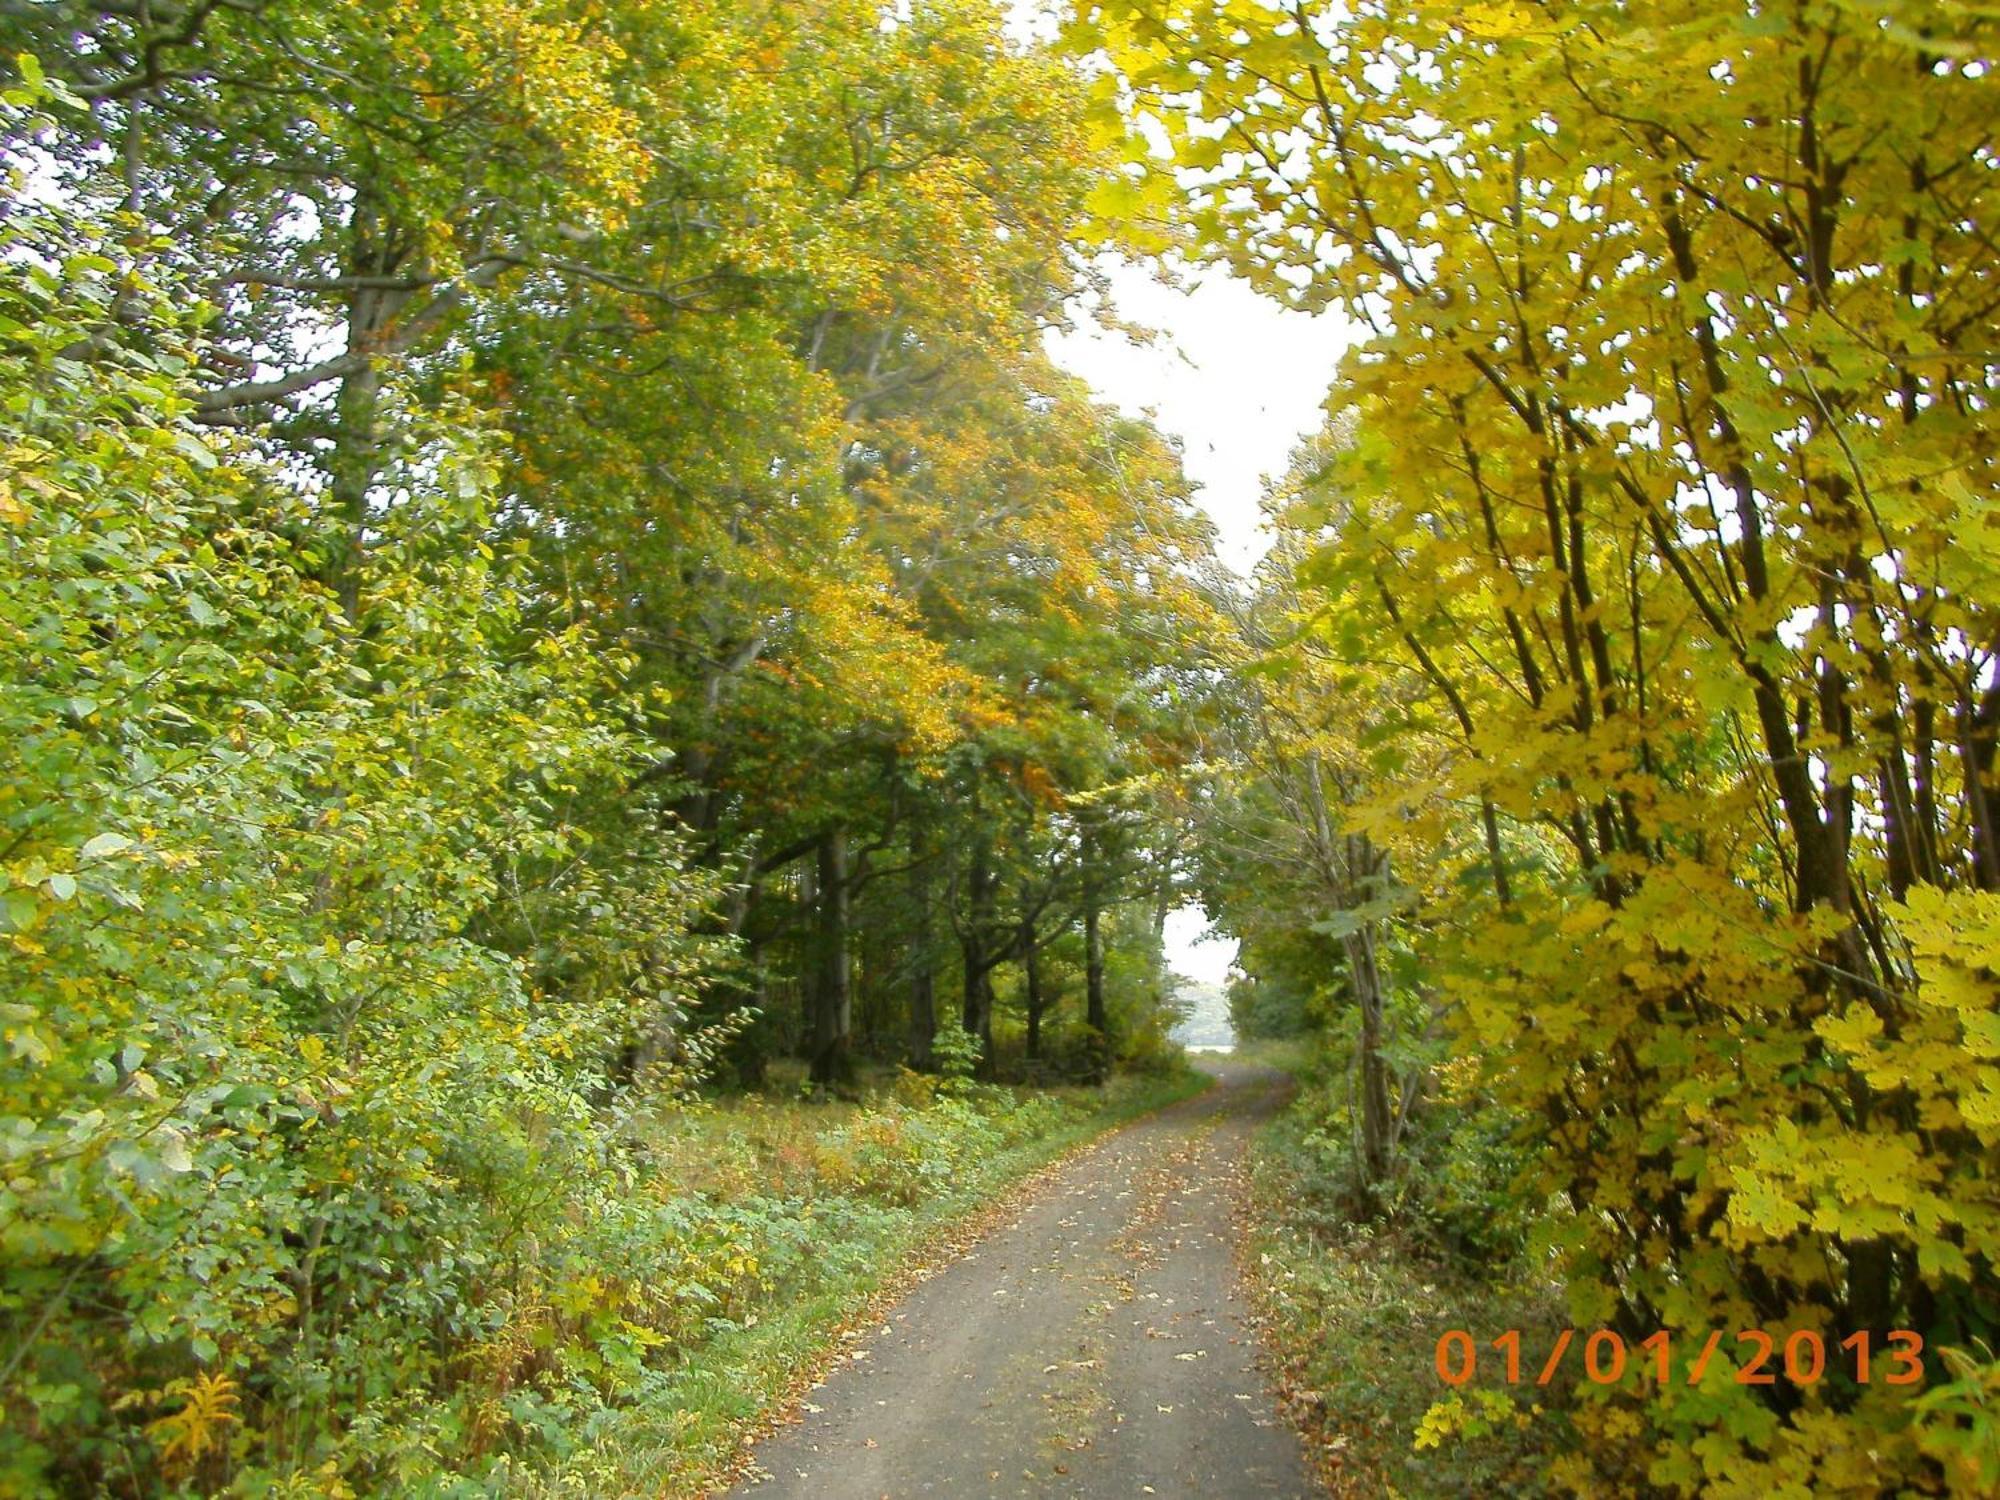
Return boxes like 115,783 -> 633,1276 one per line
1045,257 -> 1352,574
1044,258 -> 1356,989
1161,904 -> 1236,987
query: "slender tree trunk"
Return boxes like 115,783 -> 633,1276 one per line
722,937 -> 770,1088
1344,923 -> 1393,1186
1338,832 -> 1396,1187
327,193 -> 406,619
908,843 -> 937,1070
809,829 -> 852,1087
796,853 -> 816,1062
1084,892 -> 1108,1084
329,345 -> 380,620
961,963 -> 993,1064
1022,915 -> 1045,1061
960,836 -> 996,1062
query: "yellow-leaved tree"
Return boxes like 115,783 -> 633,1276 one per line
1073,0 -> 2000,1490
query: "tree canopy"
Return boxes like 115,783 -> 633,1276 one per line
0,6 -> 1219,1489
8,0 -> 2000,1493
1076,0 -> 2000,1490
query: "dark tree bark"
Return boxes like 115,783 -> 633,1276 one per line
960,836 -> 997,1061
808,829 -> 852,1087
1341,856 -> 1394,1188
1084,891 -> 1108,1084
325,192 -> 415,620
908,842 -> 937,1070
1021,913 -> 1047,1061
960,848 -> 1000,1072
721,939 -> 770,1089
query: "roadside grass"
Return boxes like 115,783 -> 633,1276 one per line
1239,1057 -> 1566,1498
508,1064 -> 1210,1496
1224,1035 -> 1313,1074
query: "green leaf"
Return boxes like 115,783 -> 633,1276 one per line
157,1128 -> 194,1174
174,430 -> 218,470
1,887 -> 37,931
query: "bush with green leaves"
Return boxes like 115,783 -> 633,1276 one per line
927,1019 -> 983,1088
0,200 -> 717,1494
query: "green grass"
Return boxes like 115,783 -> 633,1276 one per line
1224,1035 -> 1314,1074
508,1066 -> 1211,1497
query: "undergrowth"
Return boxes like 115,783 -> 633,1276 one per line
497,1065 -> 1209,1496
1243,1051 -> 1566,1498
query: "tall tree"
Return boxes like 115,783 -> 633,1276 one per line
1078,0 -> 2000,1488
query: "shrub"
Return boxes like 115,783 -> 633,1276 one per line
1245,1093 -> 1565,1497
928,1019 -> 983,1088
0,203 -> 715,1495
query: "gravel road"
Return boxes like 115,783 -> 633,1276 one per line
728,1058 -> 1320,1499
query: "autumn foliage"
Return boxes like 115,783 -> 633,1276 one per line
0,3 -> 1215,1492
11,0 -> 1998,1492
1079,0 -> 2000,1491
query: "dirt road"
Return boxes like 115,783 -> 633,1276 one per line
729,1059 -> 1319,1499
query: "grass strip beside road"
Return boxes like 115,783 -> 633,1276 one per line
510,1067 -> 1212,1497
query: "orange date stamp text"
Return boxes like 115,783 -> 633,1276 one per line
1434,1328 -> 1925,1390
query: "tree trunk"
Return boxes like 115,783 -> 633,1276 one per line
1022,915 -> 1045,1061
960,836 -> 996,1061
908,844 -> 937,1070
722,938 -> 770,1088
327,193 -> 408,619
1339,832 -> 1395,1188
1345,923 -> 1394,1186
1084,893 -> 1108,1084
808,828 -> 852,1087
